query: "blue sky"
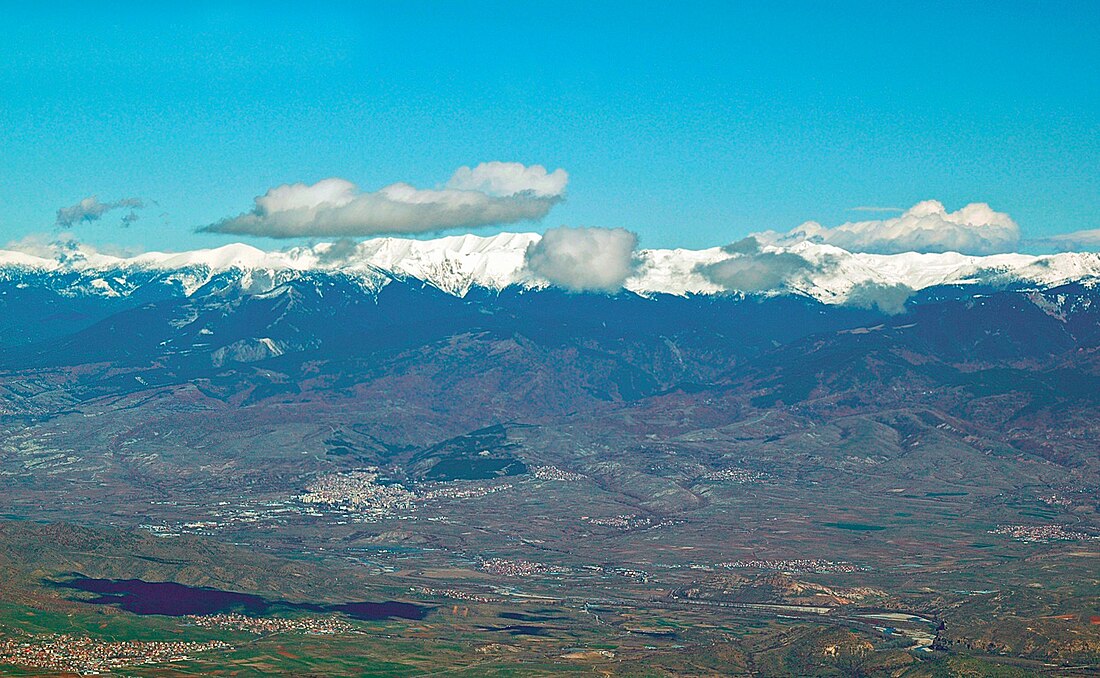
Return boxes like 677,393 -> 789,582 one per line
1,1 -> 1098,252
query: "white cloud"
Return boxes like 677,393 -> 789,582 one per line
446,161 -> 568,198
257,177 -> 358,213
314,237 -> 361,265
202,163 -> 568,238
696,248 -> 819,292
756,200 -> 1020,255
525,226 -> 638,293
56,196 -> 144,228
843,281 -> 914,315
697,243 -> 915,313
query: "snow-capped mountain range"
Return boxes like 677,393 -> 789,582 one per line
2,232 -> 1100,304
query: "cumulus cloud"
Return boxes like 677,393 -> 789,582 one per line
697,249 -> 819,293
446,161 -> 568,198
201,162 -> 568,238
756,200 -> 1020,255
843,281 -> 914,315
315,238 -> 361,265
525,226 -> 638,293
56,196 -> 144,228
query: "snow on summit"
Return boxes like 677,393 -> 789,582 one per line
2,233 -> 1100,306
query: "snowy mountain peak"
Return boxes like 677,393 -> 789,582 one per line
2,233 -> 1100,305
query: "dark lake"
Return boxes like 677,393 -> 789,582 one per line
56,577 -> 430,621
822,522 -> 887,531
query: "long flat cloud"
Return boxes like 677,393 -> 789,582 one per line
201,162 -> 567,238
56,196 -> 144,228
755,200 -> 1020,255
1025,228 -> 1100,253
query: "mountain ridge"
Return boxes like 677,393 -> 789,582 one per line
3,232 -> 1100,305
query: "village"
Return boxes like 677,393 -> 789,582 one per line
989,524 -> 1099,543
0,634 -> 230,674
186,613 -> 353,635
